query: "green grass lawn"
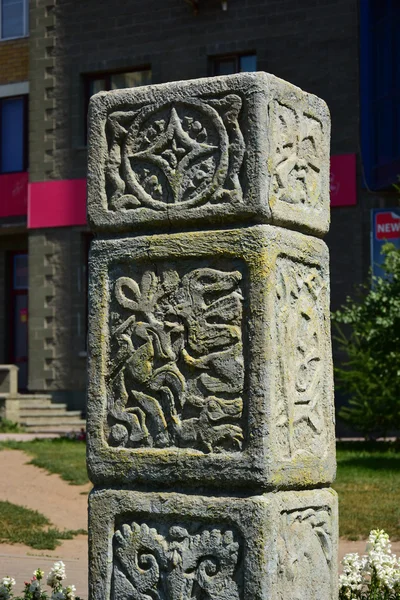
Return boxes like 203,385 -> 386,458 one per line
0,438 -> 89,485
0,500 -> 85,549
0,438 -> 399,541
334,441 -> 400,540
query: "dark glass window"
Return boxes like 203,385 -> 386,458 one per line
360,0 -> 400,189
1,0 -> 28,39
212,53 -> 257,76
13,253 -> 28,290
84,68 -> 152,143
0,95 -> 28,174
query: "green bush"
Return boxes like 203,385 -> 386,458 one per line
332,243 -> 400,438
0,418 -> 23,433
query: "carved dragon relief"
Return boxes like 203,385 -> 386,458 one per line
105,94 -> 245,212
277,507 -> 332,599
112,520 -> 242,600
275,257 -> 327,459
106,264 -> 244,453
269,100 -> 324,210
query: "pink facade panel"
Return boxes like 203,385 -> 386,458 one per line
26,155 -> 356,229
28,178 -> 87,228
0,172 -> 28,218
330,153 -> 357,207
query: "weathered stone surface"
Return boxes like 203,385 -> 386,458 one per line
87,224 -> 335,489
87,72 -> 330,236
88,488 -> 338,600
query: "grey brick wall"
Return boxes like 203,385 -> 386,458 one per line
28,228 -> 88,401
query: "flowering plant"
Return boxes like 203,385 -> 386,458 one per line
1,562 -> 80,600
339,530 -> 400,599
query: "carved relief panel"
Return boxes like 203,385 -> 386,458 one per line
87,225 -> 335,489
269,101 -> 324,210
274,256 -> 334,465
106,95 -> 245,213
112,520 -> 242,600
107,260 -> 244,454
277,507 -> 333,600
87,72 -> 330,235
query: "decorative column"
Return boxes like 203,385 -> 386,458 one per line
86,72 -> 338,600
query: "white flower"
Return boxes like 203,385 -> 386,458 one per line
0,578 -> 16,600
64,585 -> 76,600
47,562 -> 66,587
33,569 -> 45,581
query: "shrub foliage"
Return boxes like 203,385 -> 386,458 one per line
332,243 -> 400,438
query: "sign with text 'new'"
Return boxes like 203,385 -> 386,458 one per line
371,208 -> 400,278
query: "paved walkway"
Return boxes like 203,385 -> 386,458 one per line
0,449 -> 90,598
1,446 -> 400,598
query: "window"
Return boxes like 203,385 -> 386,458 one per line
360,0 -> 400,189
211,53 -> 257,76
0,95 -> 28,174
84,68 -> 152,142
0,0 -> 28,40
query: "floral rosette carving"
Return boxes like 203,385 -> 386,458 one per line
105,94 -> 245,212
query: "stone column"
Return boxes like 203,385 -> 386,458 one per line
86,72 -> 338,600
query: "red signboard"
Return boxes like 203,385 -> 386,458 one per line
0,172 -> 28,218
375,211 -> 400,240
28,178 -> 87,229
330,154 -> 357,207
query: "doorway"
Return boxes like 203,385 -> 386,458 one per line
8,252 -> 28,390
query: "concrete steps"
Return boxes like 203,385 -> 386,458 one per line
17,395 -> 86,433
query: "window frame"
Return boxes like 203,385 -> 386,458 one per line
210,52 -> 257,76
0,94 -> 28,175
83,65 -> 152,144
0,0 -> 29,41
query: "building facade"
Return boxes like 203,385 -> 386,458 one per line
0,0 -> 398,416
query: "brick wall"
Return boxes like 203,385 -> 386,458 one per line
0,38 -> 29,85
28,227 -> 87,399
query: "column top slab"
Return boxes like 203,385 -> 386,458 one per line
87,72 -> 330,236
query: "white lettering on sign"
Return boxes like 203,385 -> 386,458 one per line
377,222 -> 400,234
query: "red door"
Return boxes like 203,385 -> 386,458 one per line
8,252 -> 28,390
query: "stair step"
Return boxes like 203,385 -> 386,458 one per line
22,422 -> 86,433
21,414 -> 84,425
19,404 -> 69,413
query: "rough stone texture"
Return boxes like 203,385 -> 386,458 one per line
87,224 -> 335,490
87,72 -> 330,237
88,487 -> 338,600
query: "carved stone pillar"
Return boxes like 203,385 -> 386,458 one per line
87,72 -> 338,600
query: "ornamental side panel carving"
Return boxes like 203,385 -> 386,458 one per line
107,260 -> 245,453
269,100 -> 324,210
275,256 -> 329,460
105,94 -> 245,213
277,507 -> 333,600
112,520 -> 243,600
